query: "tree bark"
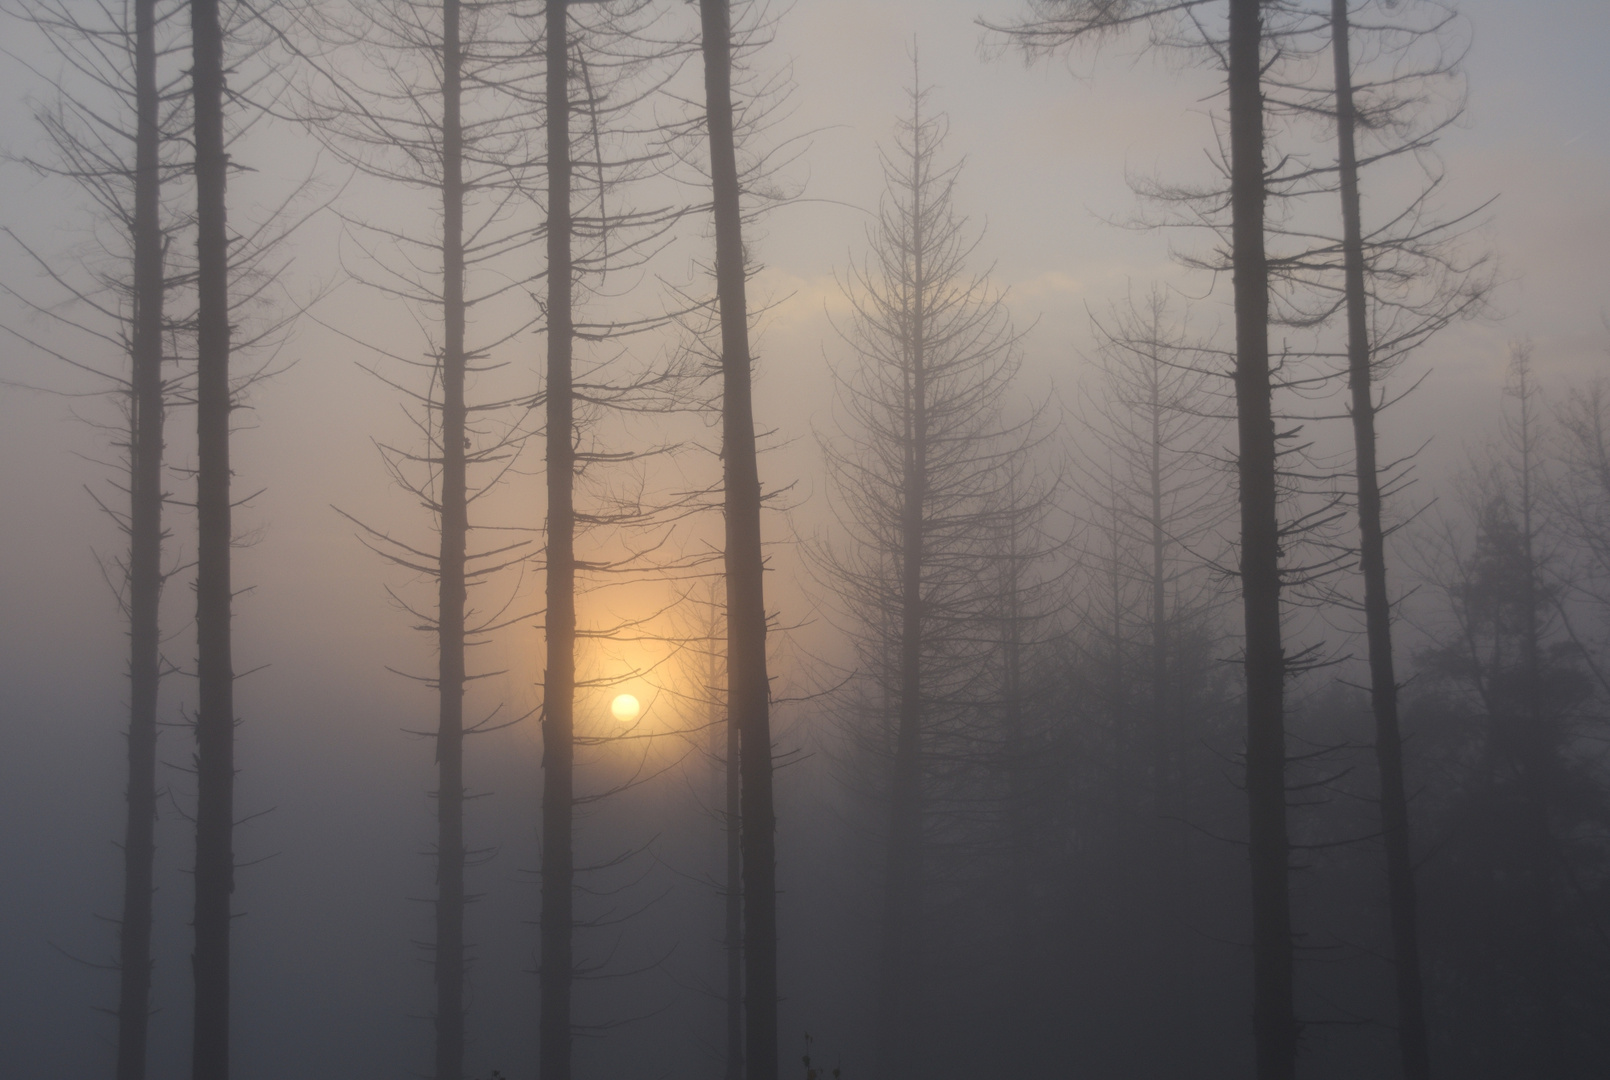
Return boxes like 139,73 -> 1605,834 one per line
1227,2 -> 1296,1077
698,5 -> 778,1079
721,591 -> 743,1080
189,0 -> 234,1076
1330,6 -> 1430,1078
999,479 -> 1031,1080
878,83 -> 928,1080
1149,365 -> 1168,822
435,2 -> 468,1076
117,1 -> 164,1075
540,3 -> 576,1079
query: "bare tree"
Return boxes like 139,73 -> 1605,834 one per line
540,5 -> 579,1079
122,4 -> 169,1072
1074,288 -> 1232,1022
1411,347 -> 1610,1078
985,3 -> 1307,1074
1,2 -> 189,1075
814,68 -> 1037,1080
188,0 -> 233,1074
1329,6 -> 1439,1075
263,2 -> 546,1074
1553,346 -> 1610,687
698,2 -> 778,1076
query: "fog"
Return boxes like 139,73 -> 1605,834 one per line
2,1 -> 1609,1079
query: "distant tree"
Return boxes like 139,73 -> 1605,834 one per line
815,69 -> 1037,1080
1074,288 -> 1231,1010
1551,349 -> 1610,690
1415,349 -> 1610,1078
1080,288 -> 1229,807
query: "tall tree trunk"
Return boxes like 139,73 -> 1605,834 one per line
1227,2 -> 1296,1077
190,0 -> 234,1076
720,589 -> 742,1080
879,88 -> 927,1080
1149,366 -> 1168,823
435,2 -> 468,1076
698,5 -> 778,1078
540,2 -> 576,1078
1330,6 -> 1430,1078
1145,357 -> 1185,1026
117,1 -> 165,1075
1508,359 -> 1564,1073
999,485 -> 1030,1079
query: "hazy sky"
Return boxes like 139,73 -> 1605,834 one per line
1,1 -> 1607,1076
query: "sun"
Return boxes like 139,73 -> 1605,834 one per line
610,693 -> 641,723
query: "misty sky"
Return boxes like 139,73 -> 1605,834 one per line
1,1 -> 1607,1077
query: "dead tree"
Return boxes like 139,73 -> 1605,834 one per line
1287,7 -> 1489,1071
698,3 -> 777,1076
265,2 -> 544,1074
985,3 -> 1319,1075
1076,288 -> 1232,1018
540,7 -> 578,1080
189,0 -> 233,1075
533,3 -> 698,1075
0,2 -> 189,1076
1329,5 -> 1419,1074
814,69 -> 1034,1080
123,3 -> 168,1072
1412,347 -> 1610,1077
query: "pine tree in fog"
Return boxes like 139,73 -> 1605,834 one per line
434,6 -> 473,1070
1554,358 -> 1610,682
268,2 -> 545,1074
539,5 -> 579,1077
534,4 -> 692,1074
1322,5 -> 1482,1073
988,4 -> 1314,1073
188,0 -> 235,1074
816,69 -> 1037,1080
120,3 -> 169,1071
1073,288 -> 1232,1033
1,2 -> 186,1074
1412,350 -> 1610,1078
698,2 -> 779,1075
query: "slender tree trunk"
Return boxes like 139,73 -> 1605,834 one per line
720,589 -> 743,1080
699,5 -> 778,1078
435,3 -> 468,1076
1508,364 -> 1564,1073
117,2 -> 165,1075
1108,497 -> 1126,766
1000,490 -> 1030,1078
1149,369 -> 1168,822
1227,2 -> 1295,1077
1145,359 -> 1186,1025
540,3 -> 576,1078
190,0 -> 234,1076
879,90 -> 927,1080
1330,7 -> 1430,1078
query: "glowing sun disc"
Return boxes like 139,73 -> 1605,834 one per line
611,693 -> 641,723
